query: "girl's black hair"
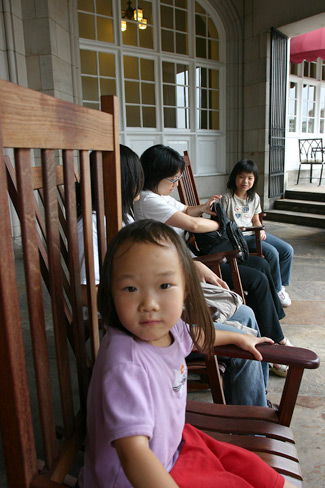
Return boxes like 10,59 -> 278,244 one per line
140,144 -> 185,192
120,144 -> 144,223
76,145 -> 144,224
97,219 -> 215,355
226,159 -> 259,201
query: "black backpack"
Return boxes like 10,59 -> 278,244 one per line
187,202 -> 249,262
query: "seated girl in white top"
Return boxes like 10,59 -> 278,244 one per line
220,159 -> 294,308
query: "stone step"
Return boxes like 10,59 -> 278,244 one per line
264,209 -> 325,228
285,189 -> 325,202
274,199 -> 325,215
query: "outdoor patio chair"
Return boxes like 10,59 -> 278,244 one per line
297,138 -> 324,186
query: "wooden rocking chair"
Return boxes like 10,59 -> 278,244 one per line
0,79 -> 121,487
0,80 -> 319,488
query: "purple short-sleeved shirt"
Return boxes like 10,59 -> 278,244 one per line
79,319 -> 193,488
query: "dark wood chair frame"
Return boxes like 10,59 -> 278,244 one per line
0,80 -> 320,488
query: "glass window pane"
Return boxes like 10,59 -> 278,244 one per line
210,110 -> 219,130
210,69 -> 219,89
176,32 -> 187,55
99,52 -> 115,77
125,81 -> 140,103
82,76 -> 98,101
122,22 -> 137,46
195,14 -> 206,37
78,12 -> 95,39
124,57 -> 139,79
163,62 -> 175,83
175,0 -> 187,7
142,106 -> 156,127
176,10 -> 186,32
164,107 -> 176,128
208,18 -> 218,39
176,86 -> 187,107
100,78 -> 116,95
209,90 -> 219,109
139,26 -> 153,50
195,2 -> 204,14
80,50 -> 97,75
96,0 -> 112,16
176,107 -> 187,128
196,37 -> 206,58
208,40 -> 219,60
199,110 -> 208,129
161,6 -> 173,29
97,17 -> 113,43
78,0 -> 94,12
126,105 -> 141,126
288,116 -> 296,132
310,63 -> 317,79
142,82 -> 155,105
199,88 -> 207,108
163,85 -> 176,106
141,59 -> 154,81
162,29 -> 174,52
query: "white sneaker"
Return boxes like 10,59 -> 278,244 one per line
278,289 -> 291,307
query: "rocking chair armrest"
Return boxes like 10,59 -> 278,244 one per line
194,249 -> 241,266
212,343 -> 320,370
240,225 -> 265,232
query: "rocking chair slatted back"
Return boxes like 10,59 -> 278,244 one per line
0,79 -> 120,487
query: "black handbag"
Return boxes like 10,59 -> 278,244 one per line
187,202 -> 249,262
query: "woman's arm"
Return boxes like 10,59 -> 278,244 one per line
193,260 -> 229,289
115,435 -> 179,488
184,195 -> 222,217
166,210 -> 219,233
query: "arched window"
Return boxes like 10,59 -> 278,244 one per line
78,0 -> 226,175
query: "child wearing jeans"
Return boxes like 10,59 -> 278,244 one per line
221,159 -> 294,309
78,219 -> 295,488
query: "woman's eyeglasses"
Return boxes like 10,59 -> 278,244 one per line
166,174 -> 183,184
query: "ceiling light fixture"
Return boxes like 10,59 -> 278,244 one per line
121,0 -> 147,31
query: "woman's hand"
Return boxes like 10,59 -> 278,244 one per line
202,195 -> 223,215
193,260 -> 229,289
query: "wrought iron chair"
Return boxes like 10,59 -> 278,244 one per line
297,138 -> 324,186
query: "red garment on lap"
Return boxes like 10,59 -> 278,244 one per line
170,424 -> 284,488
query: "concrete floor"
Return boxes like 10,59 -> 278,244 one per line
0,218 -> 324,487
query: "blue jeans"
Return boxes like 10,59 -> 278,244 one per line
218,305 -> 268,407
245,233 -> 294,293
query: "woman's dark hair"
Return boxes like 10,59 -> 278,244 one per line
140,144 -> 185,192
97,219 -> 215,355
120,144 -> 144,223
226,159 -> 259,201
76,145 -> 144,224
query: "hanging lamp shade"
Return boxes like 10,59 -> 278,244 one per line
290,27 -> 325,63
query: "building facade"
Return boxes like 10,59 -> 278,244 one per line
1,0 -> 324,209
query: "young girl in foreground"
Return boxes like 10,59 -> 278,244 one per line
221,159 -> 294,308
79,219 -> 294,488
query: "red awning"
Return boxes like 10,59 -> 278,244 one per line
290,27 -> 325,63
